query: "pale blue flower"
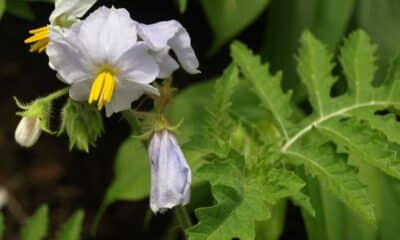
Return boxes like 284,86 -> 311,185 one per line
148,130 -> 191,213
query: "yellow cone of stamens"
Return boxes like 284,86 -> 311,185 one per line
25,26 -> 49,53
88,72 -> 116,110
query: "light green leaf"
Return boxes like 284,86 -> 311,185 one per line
296,31 -> 337,117
202,0 -> 270,54
317,118 -> 400,180
231,41 -> 295,140
187,154 -> 310,240
286,143 -> 376,224
21,205 -> 48,240
339,30 -> 377,102
207,64 -> 239,149
56,210 -> 84,240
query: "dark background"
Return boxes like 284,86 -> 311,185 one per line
0,0 -> 305,239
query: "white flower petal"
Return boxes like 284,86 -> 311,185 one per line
15,117 -> 42,148
104,81 -> 155,117
49,0 -> 97,24
138,21 -> 180,51
117,43 -> 160,84
69,80 -> 92,101
77,7 -> 137,64
138,20 -> 199,75
148,131 -> 191,213
47,28 -> 93,84
154,50 -> 179,79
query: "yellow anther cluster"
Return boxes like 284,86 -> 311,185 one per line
25,26 -> 49,53
88,72 -> 116,110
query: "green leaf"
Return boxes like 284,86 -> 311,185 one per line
21,205 -> 48,240
0,0 -> 5,19
56,210 -> 84,240
261,0 -> 355,102
92,137 -> 149,233
0,213 -> 4,240
60,100 -> 104,152
229,30 -> 400,226
317,118 -> 400,180
339,30 -> 377,102
255,200 -> 286,240
231,41 -> 295,140
187,154 -> 310,240
176,0 -> 187,13
206,64 -> 239,149
296,31 -> 337,117
357,0 -> 400,79
6,0 -> 34,20
202,0 -> 270,54
286,142 -> 376,224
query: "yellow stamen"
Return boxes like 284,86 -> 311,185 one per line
88,71 -> 116,110
25,26 -> 49,54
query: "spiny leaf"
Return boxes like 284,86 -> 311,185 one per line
286,143 -> 376,224
56,210 -> 84,240
297,31 -> 337,117
231,41 -> 294,140
21,205 -> 48,240
317,118 -> 400,180
187,154 -> 311,240
339,30 -> 377,102
205,64 -> 239,153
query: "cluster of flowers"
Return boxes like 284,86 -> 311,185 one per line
17,0 -> 199,213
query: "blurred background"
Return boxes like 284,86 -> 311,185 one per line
1,0 -> 400,239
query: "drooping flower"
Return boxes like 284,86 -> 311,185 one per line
137,20 -> 200,78
148,130 -> 191,213
24,0 -> 97,53
15,117 -> 42,148
46,7 -> 160,116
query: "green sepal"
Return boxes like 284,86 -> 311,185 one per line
14,96 -> 54,134
59,99 -> 104,152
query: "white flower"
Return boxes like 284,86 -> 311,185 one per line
25,0 -> 97,53
47,7 -> 160,117
15,117 -> 42,148
49,0 -> 97,24
148,130 -> 191,213
137,20 -> 200,78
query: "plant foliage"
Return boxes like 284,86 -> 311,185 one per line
184,29 -> 400,239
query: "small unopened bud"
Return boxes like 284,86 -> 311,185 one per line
148,130 -> 191,213
15,117 -> 42,148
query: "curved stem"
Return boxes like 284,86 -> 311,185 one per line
44,87 -> 69,101
174,206 -> 192,230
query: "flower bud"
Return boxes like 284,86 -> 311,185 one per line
15,117 -> 42,148
148,130 -> 191,213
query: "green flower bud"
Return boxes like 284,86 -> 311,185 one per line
14,88 -> 69,148
60,99 -> 104,152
